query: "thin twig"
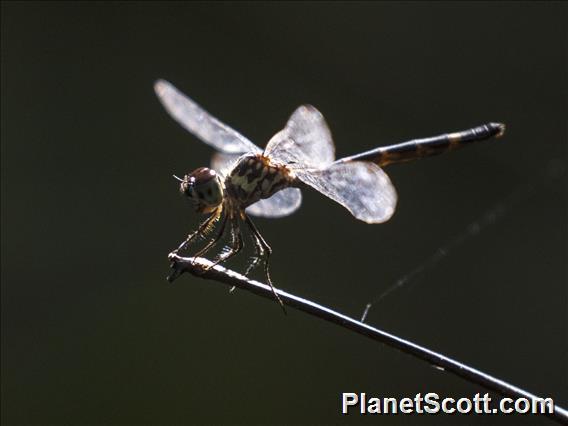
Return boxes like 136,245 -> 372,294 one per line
167,253 -> 568,424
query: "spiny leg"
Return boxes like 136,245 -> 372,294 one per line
240,241 -> 265,293
221,220 -> 244,293
244,240 -> 264,276
192,213 -> 228,263
244,214 -> 286,314
174,208 -> 221,254
204,217 -> 244,271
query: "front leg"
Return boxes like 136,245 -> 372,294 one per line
174,208 -> 221,254
203,217 -> 244,270
192,213 -> 228,261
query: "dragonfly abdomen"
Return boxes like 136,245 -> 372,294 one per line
225,154 -> 292,208
338,122 -> 505,167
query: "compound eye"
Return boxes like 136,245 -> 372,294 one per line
191,167 -> 217,184
188,167 -> 223,207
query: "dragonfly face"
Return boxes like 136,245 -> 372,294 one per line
179,167 -> 224,214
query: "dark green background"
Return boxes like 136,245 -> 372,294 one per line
2,2 -> 566,425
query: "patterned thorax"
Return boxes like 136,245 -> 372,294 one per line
224,154 -> 292,208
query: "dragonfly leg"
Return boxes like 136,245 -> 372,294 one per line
174,208 -> 221,254
203,218 -> 244,270
192,213 -> 228,261
244,238 -> 265,276
238,228 -> 265,295
244,214 -> 286,314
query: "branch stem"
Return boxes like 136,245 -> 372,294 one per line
168,253 -> 567,424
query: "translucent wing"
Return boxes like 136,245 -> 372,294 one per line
154,79 -> 262,154
246,188 -> 303,218
264,105 -> 335,169
210,152 -> 241,178
295,161 -> 397,223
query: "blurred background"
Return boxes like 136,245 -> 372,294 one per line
1,2 -> 566,425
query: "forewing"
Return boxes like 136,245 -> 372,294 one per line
264,105 -> 335,169
154,79 -> 262,154
295,162 -> 397,223
246,188 -> 302,218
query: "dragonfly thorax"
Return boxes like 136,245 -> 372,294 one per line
224,154 -> 292,209
180,167 -> 224,213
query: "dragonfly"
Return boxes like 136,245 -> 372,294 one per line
155,79 -> 505,311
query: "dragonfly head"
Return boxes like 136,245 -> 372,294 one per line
178,167 -> 224,213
